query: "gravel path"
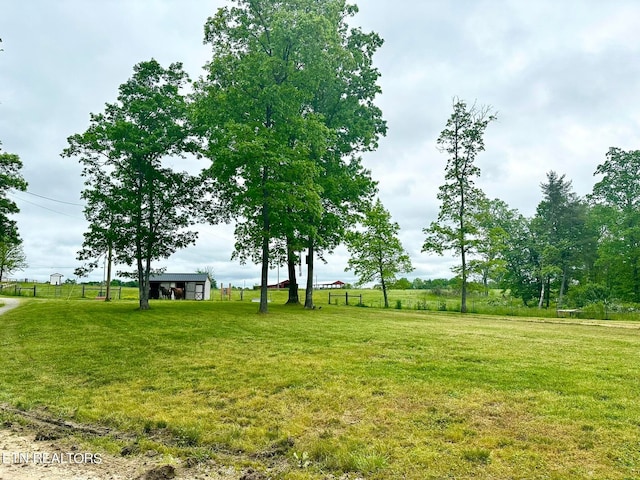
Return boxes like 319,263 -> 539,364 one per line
0,297 -> 21,316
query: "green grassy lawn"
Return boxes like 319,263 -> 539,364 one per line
1,299 -> 639,479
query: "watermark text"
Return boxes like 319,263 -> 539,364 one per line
1,452 -> 102,465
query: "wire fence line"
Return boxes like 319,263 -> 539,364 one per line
0,283 -> 123,300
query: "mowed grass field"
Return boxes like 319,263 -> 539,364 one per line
0,299 -> 639,479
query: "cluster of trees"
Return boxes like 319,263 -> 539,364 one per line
498,149 -> 640,309
10,7 -> 636,313
64,0 -> 388,311
391,277 -> 459,291
423,99 -> 640,310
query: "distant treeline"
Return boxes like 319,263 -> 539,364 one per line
386,278 -> 457,290
71,279 -> 139,288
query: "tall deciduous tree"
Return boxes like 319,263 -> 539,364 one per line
422,98 -> 496,313
73,172 -> 120,301
590,148 -> 640,302
298,5 -> 385,309
345,199 -> 413,308
195,0 -> 381,313
64,60 -> 206,310
0,147 -> 28,245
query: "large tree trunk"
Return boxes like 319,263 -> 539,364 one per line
259,237 -> 269,313
138,257 -> 149,310
545,277 -> 551,308
557,267 -> 567,308
105,243 -> 112,302
259,185 -> 270,313
461,250 -> 468,313
380,272 -> 389,308
459,179 -> 468,314
538,278 -> 545,309
304,241 -> 314,309
286,238 -> 300,304
483,271 -> 489,297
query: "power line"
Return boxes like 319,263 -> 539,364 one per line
7,192 -> 85,220
21,190 -> 84,207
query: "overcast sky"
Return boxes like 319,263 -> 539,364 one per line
1,0 -> 639,286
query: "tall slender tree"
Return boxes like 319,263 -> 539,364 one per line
64,60 -> 206,310
422,98 -> 496,313
73,172 -> 120,301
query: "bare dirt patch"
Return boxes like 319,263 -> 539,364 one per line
0,421 -> 240,480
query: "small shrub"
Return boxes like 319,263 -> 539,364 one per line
395,300 -> 402,310
567,283 -> 609,308
415,300 -> 429,311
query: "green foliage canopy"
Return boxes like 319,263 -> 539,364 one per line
195,0 -> 384,312
0,147 -> 27,245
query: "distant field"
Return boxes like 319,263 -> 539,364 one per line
1,299 -> 639,479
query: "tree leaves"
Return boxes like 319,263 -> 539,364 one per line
0,148 -> 28,244
63,60 -> 206,309
423,98 -> 496,312
345,199 -> 413,308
